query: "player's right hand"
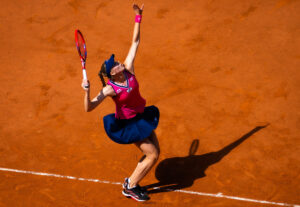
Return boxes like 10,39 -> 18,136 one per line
81,79 -> 90,91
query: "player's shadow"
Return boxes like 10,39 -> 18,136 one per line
145,125 -> 268,194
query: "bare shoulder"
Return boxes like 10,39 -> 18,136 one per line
103,84 -> 116,97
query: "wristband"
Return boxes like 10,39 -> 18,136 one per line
135,15 -> 142,23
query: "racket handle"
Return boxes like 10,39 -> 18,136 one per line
82,69 -> 87,80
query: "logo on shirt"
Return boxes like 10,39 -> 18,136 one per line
116,89 -> 122,94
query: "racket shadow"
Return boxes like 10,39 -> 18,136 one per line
145,124 -> 269,194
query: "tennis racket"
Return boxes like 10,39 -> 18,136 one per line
74,29 -> 87,80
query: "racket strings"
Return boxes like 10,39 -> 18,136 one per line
75,32 -> 87,60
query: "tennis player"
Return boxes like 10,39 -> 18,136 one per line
81,4 -> 160,202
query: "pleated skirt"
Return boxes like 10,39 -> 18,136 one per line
103,105 -> 159,144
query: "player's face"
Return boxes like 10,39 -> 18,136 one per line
110,62 -> 125,75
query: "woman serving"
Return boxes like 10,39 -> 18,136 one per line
81,4 -> 160,202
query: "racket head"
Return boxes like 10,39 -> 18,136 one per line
75,29 -> 87,61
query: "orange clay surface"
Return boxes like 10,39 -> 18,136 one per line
0,0 -> 299,206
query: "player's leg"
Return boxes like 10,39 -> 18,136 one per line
129,132 -> 160,188
122,132 -> 159,201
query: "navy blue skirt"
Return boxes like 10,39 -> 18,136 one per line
103,105 -> 160,144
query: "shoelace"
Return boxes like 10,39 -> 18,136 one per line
124,179 -> 147,194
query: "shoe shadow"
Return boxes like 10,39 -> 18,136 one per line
145,125 -> 269,194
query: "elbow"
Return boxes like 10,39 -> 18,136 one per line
84,102 -> 92,112
84,107 -> 91,112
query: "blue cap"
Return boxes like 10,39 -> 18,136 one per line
105,54 -> 115,78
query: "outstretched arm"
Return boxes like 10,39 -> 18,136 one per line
124,4 -> 144,74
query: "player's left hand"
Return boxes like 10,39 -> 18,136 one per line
133,3 -> 144,15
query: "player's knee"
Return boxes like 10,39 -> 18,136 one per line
150,149 -> 159,162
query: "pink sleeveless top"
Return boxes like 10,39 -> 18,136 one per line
107,71 -> 146,119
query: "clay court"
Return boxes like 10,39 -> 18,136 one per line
0,0 -> 299,206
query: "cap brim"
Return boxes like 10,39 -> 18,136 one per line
105,54 -> 115,77
106,54 -> 115,68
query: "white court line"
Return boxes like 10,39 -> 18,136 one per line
0,167 -> 299,207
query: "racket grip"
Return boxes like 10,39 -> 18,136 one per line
82,69 -> 87,80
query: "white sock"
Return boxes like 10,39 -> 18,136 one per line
127,178 -> 136,189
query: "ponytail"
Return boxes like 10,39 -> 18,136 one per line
99,62 -> 108,87
99,72 -> 106,87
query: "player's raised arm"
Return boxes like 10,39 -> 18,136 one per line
124,4 -> 144,74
